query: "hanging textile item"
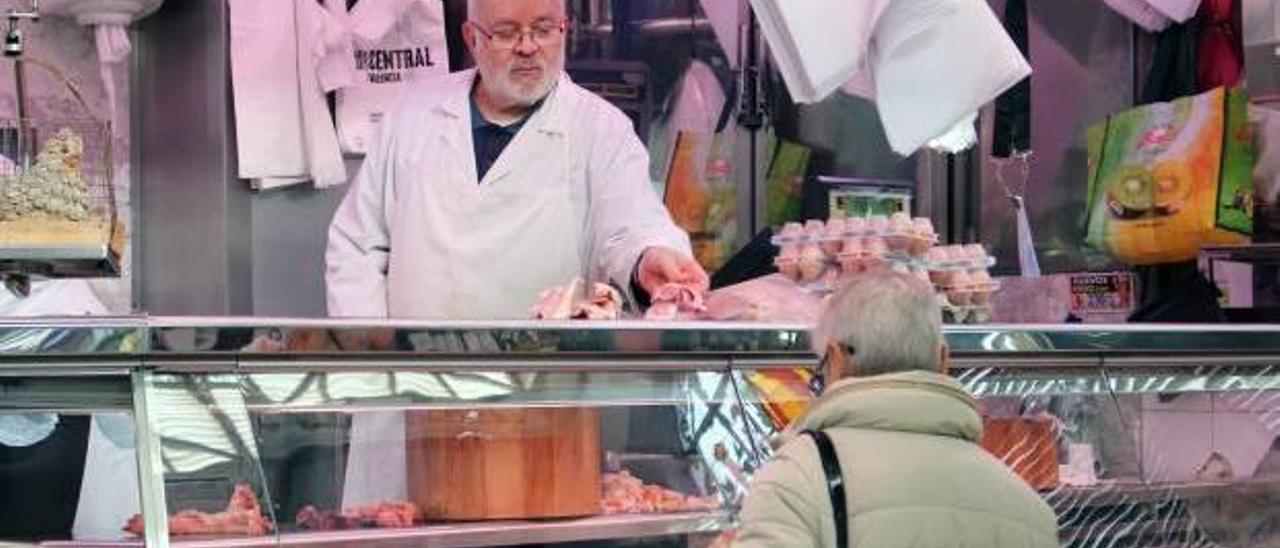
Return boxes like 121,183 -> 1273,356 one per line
1143,23 -> 1202,103
1104,0 -> 1173,32
1196,0 -> 1243,89
229,0 -> 347,189
1146,0 -> 1205,22
992,0 -> 1039,277
320,0 -> 450,155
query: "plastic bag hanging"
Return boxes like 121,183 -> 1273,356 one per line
997,152 -> 1041,277
991,0 -> 1038,277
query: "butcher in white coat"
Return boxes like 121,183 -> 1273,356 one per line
325,0 -> 706,506
326,0 -> 705,320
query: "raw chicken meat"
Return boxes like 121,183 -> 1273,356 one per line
124,483 -> 272,537
601,471 -> 720,515
296,501 -> 420,531
644,283 -> 707,321
530,277 -> 623,320
701,274 -> 823,323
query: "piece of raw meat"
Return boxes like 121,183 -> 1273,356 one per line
601,470 -> 720,515
701,274 -> 823,323
644,283 -> 707,321
296,501 -> 421,531
124,484 -> 273,537
530,277 -> 623,320
296,505 -> 361,531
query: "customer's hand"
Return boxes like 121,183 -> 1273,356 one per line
637,247 -> 709,297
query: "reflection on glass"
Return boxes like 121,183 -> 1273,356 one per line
962,365 -> 1280,548
227,368 -> 804,541
141,373 -> 276,541
0,413 -> 142,544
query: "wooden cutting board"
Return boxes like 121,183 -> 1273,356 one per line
406,407 -> 602,520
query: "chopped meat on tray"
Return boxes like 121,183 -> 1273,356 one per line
601,471 -> 720,515
123,483 -> 273,537
296,501 -> 421,531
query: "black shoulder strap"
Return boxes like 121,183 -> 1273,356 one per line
802,429 -> 848,548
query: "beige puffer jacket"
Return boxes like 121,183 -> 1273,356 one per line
733,370 -> 1058,548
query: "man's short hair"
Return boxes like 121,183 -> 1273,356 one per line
812,268 -> 943,377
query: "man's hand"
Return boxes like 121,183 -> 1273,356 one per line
636,247 -> 710,297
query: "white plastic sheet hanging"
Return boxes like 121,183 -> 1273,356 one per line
868,0 -> 1030,156
925,113 -> 979,154
767,0 -> 1031,156
747,0 -> 892,103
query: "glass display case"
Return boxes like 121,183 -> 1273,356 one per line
2,318 -> 1280,548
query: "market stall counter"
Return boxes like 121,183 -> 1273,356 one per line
2,318 -> 1280,548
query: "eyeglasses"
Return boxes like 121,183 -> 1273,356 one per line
469,19 -> 566,51
810,344 -> 855,397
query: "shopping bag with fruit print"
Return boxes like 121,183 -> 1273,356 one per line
1084,87 -> 1254,265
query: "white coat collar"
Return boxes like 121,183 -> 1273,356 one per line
436,69 -> 571,136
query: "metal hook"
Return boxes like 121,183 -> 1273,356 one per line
993,150 -> 1033,200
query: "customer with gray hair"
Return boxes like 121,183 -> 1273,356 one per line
721,269 -> 1058,548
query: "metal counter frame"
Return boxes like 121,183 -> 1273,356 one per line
3,318 -> 1280,548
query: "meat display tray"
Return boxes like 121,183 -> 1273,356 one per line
41,511 -> 729,548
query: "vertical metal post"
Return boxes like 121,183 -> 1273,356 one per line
131,370 -> 171,548
738,7 -> 764,236
13,58 -> 27,168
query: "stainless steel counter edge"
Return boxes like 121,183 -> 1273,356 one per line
38,510 -> 729,548
0,317 -> 1277,364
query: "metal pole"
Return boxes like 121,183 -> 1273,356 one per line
738,7 -> 764,236
132,370 -> 172,548
14,57 -> 28,169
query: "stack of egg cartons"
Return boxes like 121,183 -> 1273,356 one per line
772,215 -> 999,324
925,244 -> 998,324
773,213 -> 938,288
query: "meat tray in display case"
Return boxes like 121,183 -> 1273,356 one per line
2,319 -> 1280,548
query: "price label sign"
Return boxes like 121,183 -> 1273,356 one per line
1069,273 -> 1135,316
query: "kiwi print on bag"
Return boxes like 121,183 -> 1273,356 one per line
1085,87 -> 1254,265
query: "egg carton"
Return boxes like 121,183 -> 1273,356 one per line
770,229 -> 937,248
936,281 -> 1000,307
927,256 -> 998,272
776,259 -> 939,294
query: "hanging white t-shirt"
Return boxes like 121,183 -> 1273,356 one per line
229,0 -> 348,189
321,0 -> 449,155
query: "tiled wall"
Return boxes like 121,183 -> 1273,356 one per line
1140,392 -> 1280,483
